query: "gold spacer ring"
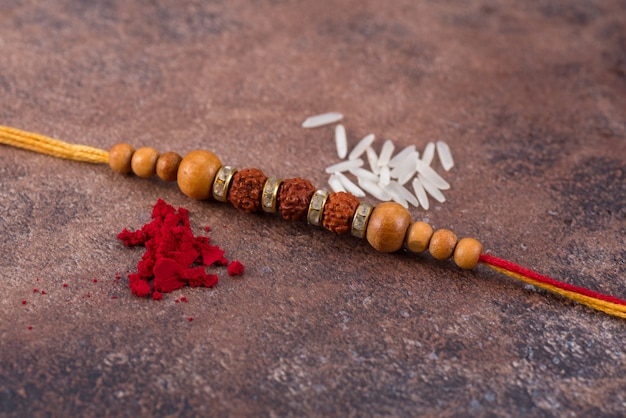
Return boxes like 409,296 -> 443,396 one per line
351,202 -> 374,239
307,189 -> 330,226
262,177 -> 282,213
212,165 -> 238,202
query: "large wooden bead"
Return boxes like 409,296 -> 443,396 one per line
131,147 -> 160,178
405,221 -> 433,253
453,237 -> 483,269
429,229 -> 458,260
156,151 -> 183,182
108,143 -> 135,174
366,202 -> 411,253
177,150 -> 222,200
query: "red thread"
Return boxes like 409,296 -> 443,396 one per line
479,254 -> 626,306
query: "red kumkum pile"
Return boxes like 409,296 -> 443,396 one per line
118,199 -> 244,300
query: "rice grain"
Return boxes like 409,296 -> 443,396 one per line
325,158 -> 363,174
335,124 -> 347,159
302,112 -> 343,128
348,133 -> 375,160
418,173 -> 446,203
412,178 -> 429,210
436,141 -> 454,171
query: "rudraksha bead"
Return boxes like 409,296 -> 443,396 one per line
277,178 -> 316,221
227,168 -> 267,213
322,192 -> 359,234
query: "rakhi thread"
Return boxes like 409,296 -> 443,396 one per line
1,125 -> 624,319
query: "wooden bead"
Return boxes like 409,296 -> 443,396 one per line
156,151 -> 182,182
405,221 -> 433,253
177,150 -> 222,200
131,147 -> 160,178
429,229 -> 458,260
366,202 -> 411,253
454,237 -> 483,269
108,143 -> 135,174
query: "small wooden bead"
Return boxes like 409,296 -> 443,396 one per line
156,151 -> 182,182
131,147 -> 160,178
454,237 -> 483,269
366,202 -> 412,253
177,150 -> 222,200
405,221 -> 433,253
429,229 -> 458,260
108,143 -> 135,174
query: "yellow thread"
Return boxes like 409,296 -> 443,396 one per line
0,125 -> 109,164
485,264 -> 626,319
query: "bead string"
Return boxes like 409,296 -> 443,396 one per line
2,125 -> 625,319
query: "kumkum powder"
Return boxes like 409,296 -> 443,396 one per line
118,199 -> 243,300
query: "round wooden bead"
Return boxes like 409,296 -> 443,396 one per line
177,150 -> 222,200
429,229 -> 458,260
108,143 -> 135,174
366,202 -> 412,253
453,237 -> 483,269
156,151 -> 182,182
131,147 -> 160,178
405,221 -> 433,253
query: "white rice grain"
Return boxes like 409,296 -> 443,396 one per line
358,178 -> 392,201
436,141 -> 454,171
412,178 -> 429,210
421,142 -> 435,166
377,139 -> 395,167
349,167 -> 379,183
325,158 -> 363,174
328,174 -> 346,193
418,173 -> 446,203
366,147 -> 380,175
348,133 -> 375,160
389,151 -> 418,179
336,172 -> 366,197
388,145 -> 416,167
335,124 -> 347,159
415,159 -> 450,190
388,181 -> 419,207
379,165 -> 391,186
302,112 -> 343,128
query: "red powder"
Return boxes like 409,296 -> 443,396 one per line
118,199 -> 225,300
180,296 -> 187,303
228,260 -> 245,277
28,326 -> 33,330
33,288 -> 38,293
21,300 -> 27,305
62,283 -> 68,288
41,290 -> 46,295
93,279 -> 98,283
188,317 -> 193,321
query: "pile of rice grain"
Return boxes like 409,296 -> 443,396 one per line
302,112 -> 454,210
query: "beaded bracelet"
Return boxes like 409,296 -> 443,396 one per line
2,125 -> 625,319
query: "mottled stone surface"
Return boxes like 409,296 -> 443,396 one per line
1,1 -> 625,416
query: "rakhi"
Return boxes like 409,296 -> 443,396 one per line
2,124 -> 625,319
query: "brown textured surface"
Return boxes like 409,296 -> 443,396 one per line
1,1 -> 625,416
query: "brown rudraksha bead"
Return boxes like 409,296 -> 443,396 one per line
227,168 -> 268,213
277,178 -> 316,221
322,192 -> 360,234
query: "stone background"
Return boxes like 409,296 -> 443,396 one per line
1,0 -> 625,416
